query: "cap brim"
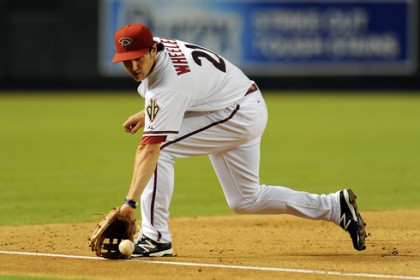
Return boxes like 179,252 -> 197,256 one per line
112,49 -> 149,63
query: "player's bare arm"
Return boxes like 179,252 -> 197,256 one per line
120,143 -> 160,219
123,110 -> 146,134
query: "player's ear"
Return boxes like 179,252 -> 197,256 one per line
151,43 -> 158,54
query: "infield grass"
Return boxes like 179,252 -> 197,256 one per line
0,91 -> 419,226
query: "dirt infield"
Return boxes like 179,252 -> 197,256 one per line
0,209 -> 419,280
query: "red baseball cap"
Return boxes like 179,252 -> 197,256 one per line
112,23 -> 154,63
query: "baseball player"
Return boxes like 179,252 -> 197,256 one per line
113,23 -> 366,257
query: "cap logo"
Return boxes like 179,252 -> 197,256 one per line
119,37 -> 133,48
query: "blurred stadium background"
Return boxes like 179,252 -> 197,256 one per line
0,0 -> 419,91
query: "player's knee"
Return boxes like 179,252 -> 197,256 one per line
232,206 -> 251,214
229,200 -> 256,214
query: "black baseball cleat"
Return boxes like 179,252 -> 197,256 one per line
132,235 -> 173,257
339,189 -> 367,251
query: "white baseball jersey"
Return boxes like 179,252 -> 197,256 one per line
138,37 -> 253,137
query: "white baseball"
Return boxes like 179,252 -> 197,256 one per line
118,239 -> 134,256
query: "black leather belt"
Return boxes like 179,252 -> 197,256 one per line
245,83 -> 259,96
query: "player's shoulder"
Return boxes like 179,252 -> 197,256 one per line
155,37 -> 202,54
155,36 -> 188,45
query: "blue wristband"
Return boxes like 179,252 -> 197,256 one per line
124,199 -> 137,209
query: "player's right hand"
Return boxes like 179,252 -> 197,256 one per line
123,111 -> 145,134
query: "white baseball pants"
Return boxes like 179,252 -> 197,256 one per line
140,90 -> 341,243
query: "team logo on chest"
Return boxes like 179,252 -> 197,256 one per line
146,98 -> 160,123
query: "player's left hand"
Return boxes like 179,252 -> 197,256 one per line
119,203 -> 136,220
88,207 -> 136,259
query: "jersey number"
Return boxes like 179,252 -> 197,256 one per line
185,44 -> 226,73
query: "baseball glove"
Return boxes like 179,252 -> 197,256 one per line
88,207 -> 136,259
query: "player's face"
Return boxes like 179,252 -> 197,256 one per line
123,46 -> 157,81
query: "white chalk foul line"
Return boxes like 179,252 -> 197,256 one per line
1,250 -> 419,280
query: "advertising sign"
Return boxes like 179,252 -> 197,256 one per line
99,0 -> 417,77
